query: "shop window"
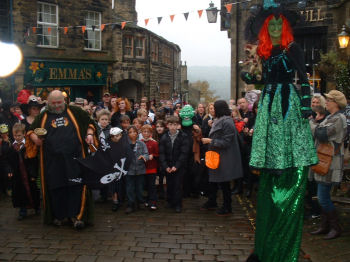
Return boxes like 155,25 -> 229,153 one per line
123,35 -> 133,57
37,2 -> 58,47
151,40 -> 159,62
135,36 -> 145,58
84,11 -> 101,50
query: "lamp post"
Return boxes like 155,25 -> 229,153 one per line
0,41 -> 23,78
206,1 -> 219,23
338,25 -> 350,49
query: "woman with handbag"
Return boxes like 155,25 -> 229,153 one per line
309,90 -> 347,240
201,100 -> 243,216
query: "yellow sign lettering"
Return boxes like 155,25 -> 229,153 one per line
49,68 -> 57,80
85,69 -> 92,79
68,68 -> 77,79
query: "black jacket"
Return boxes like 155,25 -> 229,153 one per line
159,131 -> 189,171
111,111 -> 134,128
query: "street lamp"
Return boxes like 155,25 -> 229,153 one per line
0,41 -> 23,78
206,1 -> 219,23
338,25 -> 350,49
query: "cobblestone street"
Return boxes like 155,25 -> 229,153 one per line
0,196 -> 255,262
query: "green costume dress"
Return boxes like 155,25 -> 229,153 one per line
243,43 -> 318,262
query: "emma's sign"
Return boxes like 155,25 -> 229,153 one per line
24,60 -> 107,86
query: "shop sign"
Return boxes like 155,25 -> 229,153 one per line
24,60 -> 107,86
300,9 -> 325,23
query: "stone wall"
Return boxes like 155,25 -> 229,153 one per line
6,0 -> 181,103
223,0 -> 350,98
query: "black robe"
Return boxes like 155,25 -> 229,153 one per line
8,143 -> 40,209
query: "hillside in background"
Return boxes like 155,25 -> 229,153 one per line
187,66 -> 230,99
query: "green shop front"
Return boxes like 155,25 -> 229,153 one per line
24,60 -> 108,103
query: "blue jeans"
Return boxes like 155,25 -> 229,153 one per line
317,183 -> 334,212
126,175 -> 144,206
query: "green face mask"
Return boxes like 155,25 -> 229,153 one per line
179,105 -> 195,127
268,16 -> 283,42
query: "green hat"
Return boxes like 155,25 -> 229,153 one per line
0,124 -> 9,134
179,105 -> 195,127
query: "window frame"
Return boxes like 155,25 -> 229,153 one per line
135,36 -> 145,59
151,40 -> 159,62
123,35 -> 134,58
37,1 -> 59,48
84,11 -> 102,51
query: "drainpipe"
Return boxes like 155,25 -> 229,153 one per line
147,33 -> 151,99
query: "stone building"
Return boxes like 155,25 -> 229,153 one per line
0,0 -> 181,104
222,0 -> 350,99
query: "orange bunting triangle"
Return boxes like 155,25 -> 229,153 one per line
121,22 -> 126,29
64,27 -> 68,34
82,26 -> 86,33
198,10 -> 203,18
47,27 -> 51,33
32,27 -> 36,34
101,24 -> 105,31
225,3 -> 233,13
145,18 -> 149,26
170,15 -> 175,22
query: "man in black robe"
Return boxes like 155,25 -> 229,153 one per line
28,90 -> 97,229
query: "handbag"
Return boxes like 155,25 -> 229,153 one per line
205,150 -> 220,170
311,143 -> 334,176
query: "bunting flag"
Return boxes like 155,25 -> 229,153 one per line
23,1 -> 253,38
183,12 -> 189,21
225,3 -> 233,13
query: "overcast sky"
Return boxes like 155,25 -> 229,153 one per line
135,0 -> 231,67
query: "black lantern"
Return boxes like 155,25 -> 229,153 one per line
206,1 -> 219,23
338,25 -> 350,49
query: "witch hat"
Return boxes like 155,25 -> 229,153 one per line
245,0 -> 301,42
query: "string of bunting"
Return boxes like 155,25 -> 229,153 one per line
25,0 -> 251,37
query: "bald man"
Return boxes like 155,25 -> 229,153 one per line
28,90 -> 97,229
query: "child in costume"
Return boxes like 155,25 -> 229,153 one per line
0,124 -> 12,198
242,1 -> 318,261
141,124 -> 159,210
8,123 -> 40,220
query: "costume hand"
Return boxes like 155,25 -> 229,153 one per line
85,135 -> 94,145
166,167 -> 172,173
201,138 -> 212,144
30,133 -> 43,146
171,166 -> 177,172
138,156 -> 147,162
8,173 -> 12,178
301,109 -> 313,119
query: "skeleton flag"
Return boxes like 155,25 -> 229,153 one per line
77,136 -> 132,188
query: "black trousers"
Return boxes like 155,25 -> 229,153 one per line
207,181 -> 232,210
166,170 -> 183,207
145,174 -> 158,202
49,185 -> 83,220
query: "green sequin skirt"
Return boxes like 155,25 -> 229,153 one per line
255,167 -> 307,262
250,83 -> 318,170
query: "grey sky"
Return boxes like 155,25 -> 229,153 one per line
135,0 -> 231,67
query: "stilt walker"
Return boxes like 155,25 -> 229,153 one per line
242,1 -> 318,261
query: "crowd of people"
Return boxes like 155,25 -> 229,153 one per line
0,89 -> 348,238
